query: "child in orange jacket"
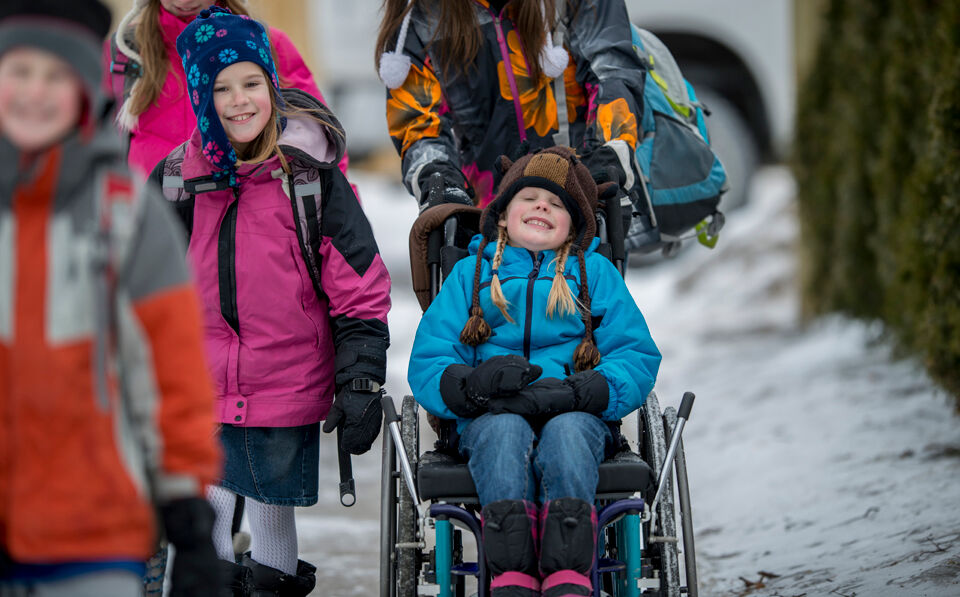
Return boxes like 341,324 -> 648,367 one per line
0,1 -> 221,595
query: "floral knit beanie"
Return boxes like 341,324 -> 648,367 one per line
177,6 -> 280,185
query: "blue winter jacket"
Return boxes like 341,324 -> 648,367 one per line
408,235 -> 661,434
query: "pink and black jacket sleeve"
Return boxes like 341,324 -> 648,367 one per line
318,168 -> 392,388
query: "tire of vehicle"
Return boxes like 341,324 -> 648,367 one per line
639,392 -> 681,597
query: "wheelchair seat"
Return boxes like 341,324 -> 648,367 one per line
416,447 -> 655,503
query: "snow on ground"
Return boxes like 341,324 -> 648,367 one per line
293,167 -> 960,596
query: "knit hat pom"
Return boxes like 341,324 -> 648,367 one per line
539,36 -> 568,79
379,50 -> 412,89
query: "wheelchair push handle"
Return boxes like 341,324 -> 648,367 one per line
678,391 -> 695,421
382,392 -> 400,424
336,426 -> 357,507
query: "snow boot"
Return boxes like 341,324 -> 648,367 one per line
240,553 -> 316,597
539,498 -> 597,597
219,559 -> 253,597
481,499 -> 541,597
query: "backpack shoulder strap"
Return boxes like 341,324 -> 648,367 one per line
153,143 -> 195,242
108,33 -> 142,104
287,162 -> 326,302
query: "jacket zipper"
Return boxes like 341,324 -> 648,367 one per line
488,7 -> 528,142
218,188 -> 240,334
523,251 -> 543,359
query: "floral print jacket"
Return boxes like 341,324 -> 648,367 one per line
386,0 -> 646,205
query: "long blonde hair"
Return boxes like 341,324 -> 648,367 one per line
123,1 -> 252,118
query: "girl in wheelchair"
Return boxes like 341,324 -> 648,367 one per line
408,146 -> 661,597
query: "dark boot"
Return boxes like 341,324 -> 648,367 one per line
539,498 -> 596,597
219,559 -> 252,597
240,553 -> 317,597
481,499 -> 540,597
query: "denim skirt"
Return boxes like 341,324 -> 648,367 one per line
218,423 -> 320,506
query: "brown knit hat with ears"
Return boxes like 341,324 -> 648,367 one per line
480,146 -> 599,249
461,146 -> 604,371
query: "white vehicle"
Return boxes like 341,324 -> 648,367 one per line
311,0 -> 794,208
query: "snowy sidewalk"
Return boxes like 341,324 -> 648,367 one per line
633,168 -> 960,596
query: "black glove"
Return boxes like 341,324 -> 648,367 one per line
322,384 -> 383,455
160,497 -> 220,597
487,370 -> 609,418
439,356 -> 542,418
418,163 -> 474,212
466,355 -> 542,402
581,144 -> 627,187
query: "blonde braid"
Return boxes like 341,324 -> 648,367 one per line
546,240 -> 578,319
489,228 -> 514,323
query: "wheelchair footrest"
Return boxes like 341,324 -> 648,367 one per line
596,557 -> 627,574
450,562 -> 479,577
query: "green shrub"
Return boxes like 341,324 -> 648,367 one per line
794,0 -> 960,399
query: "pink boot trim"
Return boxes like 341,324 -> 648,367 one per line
542,569 -> 591,591
490,571 -> 541,590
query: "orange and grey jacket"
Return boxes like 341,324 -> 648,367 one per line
0,126 -> 220,563
385,0 -> 645,205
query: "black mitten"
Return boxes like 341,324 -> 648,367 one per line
322,385 -> 383,455
160,497 -> 220,597
565,369 -> 609,416
487,377 -> 575,416
465,355 -> 542,402
439,364 -> 486,418
487,371 -> 609,418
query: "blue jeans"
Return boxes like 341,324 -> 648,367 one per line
458,412 -> 613,506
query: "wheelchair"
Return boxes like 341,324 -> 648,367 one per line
380,187 -> 699,597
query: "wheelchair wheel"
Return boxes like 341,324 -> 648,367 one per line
396,396 -> 421,597
663,407 -> 698,597
380,411 -> 398,596
638,392 -> 681,596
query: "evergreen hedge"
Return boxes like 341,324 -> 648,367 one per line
794,0 -> 960,400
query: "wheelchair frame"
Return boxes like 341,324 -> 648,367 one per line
379,390 -> 697,597
382,200 -> 700,597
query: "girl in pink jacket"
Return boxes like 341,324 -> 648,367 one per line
153,8 -> 391,594
104,0 -> 352,184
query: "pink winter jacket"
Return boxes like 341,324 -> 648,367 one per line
104,5 -> 351,181
171,94 -> 390,427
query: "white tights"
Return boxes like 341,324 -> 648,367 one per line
207,485 -> 299,575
